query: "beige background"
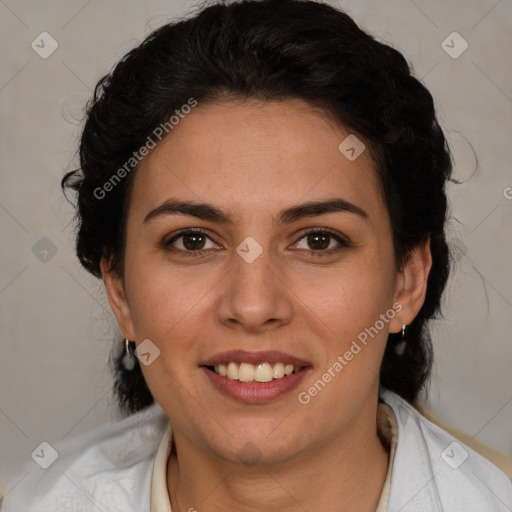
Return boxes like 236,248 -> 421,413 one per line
1,0 -> 511,486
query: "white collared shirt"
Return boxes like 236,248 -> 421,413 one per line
3,388 -> 512,511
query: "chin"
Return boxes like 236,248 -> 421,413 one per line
206,424 -> 307,468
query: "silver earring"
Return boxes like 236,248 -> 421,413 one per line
395,324 -> 407,355
122,339 -> 136,370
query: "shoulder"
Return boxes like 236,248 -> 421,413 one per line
2,403 -> 169,512
381,388 -> 512,512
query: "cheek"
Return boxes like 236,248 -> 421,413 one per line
300,255 -> 394,334
301,263 -> 396,389
124,252 -> 221,341
303,272 -> 394,396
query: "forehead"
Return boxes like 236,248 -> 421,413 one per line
130,99 -> 385,223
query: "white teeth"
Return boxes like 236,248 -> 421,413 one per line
272,362 -> 285,379
227,361 -> 239,380
254,362 -> 273,382
238,362 -> 255,382
213,362 -> 303,382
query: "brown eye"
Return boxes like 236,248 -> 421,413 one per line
305,233 -> 331,250
181,232 -> 206,250
165,229 -> 219,255
293,229 -> 349,254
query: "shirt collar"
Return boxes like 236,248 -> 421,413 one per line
150,426 -> 173,512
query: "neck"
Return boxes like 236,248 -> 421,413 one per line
167,399 -> 389,512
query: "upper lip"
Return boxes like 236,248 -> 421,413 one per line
201,350 -> 312,367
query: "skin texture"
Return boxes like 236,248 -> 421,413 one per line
102,99 -> 432,512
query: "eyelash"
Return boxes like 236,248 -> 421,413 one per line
164,228 -> 350,258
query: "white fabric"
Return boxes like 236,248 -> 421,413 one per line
381,388 -> 512,511
374,402 -> 399,511
1,404 -> 168,512
3,388 -> 512,511
150,428 -> 172,512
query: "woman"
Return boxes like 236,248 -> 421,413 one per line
3,0 -> 511,510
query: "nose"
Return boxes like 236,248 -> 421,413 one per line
215,245 -> 294,334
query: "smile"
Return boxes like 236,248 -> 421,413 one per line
208,362 -> 303,382
201,350 -> 311,403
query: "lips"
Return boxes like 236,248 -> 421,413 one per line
200,350 -> 312,402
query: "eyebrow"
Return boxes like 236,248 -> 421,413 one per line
143,198 -> 369,226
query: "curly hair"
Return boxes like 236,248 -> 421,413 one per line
62,0 -> 452,413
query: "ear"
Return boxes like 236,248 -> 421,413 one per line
389,237 -> 433,334
100,257 -> 136,341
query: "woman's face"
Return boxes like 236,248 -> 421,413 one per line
103,98 -> 429,466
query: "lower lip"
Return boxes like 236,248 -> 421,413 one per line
201,367 -> 310,403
